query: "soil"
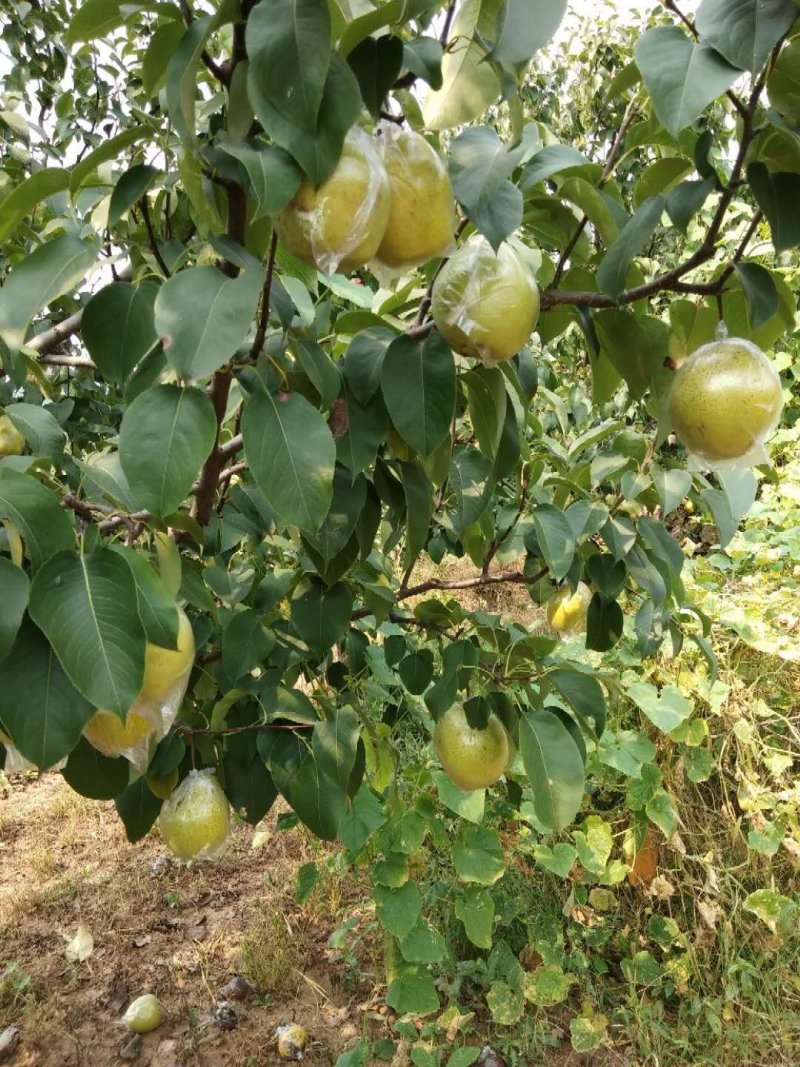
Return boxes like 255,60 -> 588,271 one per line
0,774 -> 381,1067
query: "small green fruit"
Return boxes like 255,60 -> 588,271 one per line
123,994 -> 164,1034
0,414 -> 24,457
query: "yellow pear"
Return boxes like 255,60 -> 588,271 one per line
0,414 -> 24,456
139,607 -> 195,702
376,127 -> 455,269
83,708 -> 155,758
431,235 -> 540,365
546,582 -> 592,635
276,126 -> 390,275
158,769 -> 231,862
433,703 -> 509,791
669,336 -> 783,466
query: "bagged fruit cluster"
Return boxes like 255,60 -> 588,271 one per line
82,606 -> 195,772
276,122 -> 455,276
669,334 -> 783,469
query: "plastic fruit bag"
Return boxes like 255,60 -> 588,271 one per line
158,768 -> 231,862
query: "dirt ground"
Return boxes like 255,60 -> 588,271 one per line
0,774 -> 383,1067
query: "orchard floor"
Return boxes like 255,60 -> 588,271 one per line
0,774 -> 377,1067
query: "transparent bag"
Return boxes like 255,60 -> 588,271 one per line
275,126 -> 390,276
372,123 -> 456,273
669,332 -> 784,469
158,768 -> 231,863
431,234 -> 540,366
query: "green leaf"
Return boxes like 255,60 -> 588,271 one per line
248,48 -> 361,185
165,15 -> 218,146
586,594 -> 623,652
585,554 -> 626,599
347,35 -> 404,118
343,327 -> 395,405
296,861 -> 320,903
242,388 -> 335,533
109,546 -> 180,650
0,235 -> 99,356
559,176 -> 619,246
387,964 -> 440,1016
28,547 -> 146,717
696,0 -> 798,73
221,609 -> 274,683
399,461 -> 434,570
5,403 -> 65,460
0,168 -> 70,244
747,162 -> 800,251
108,164 -> 160,227
666,176 -> 716,231
489,0 -> 567,65
398,650 -> 434,695
627,681 -> 693,732
381,332 -> 456,458
633,157 -> 692,209
66,0 -> 127,42
62,737 -> 130,800
399,920 -> 447,964
291,577 -> 352,656
0,618 -> 94,769
533,504 -> 576,581
115,777 -> 163,843
549,668 -> 606,738
597,196 -> 664,299
0,468 -> 75,568
464,366 -> 507,459
337,387 -> 389,474
454,885 -> 495,949
521,144 -> 590,189
223,752 -> 278,824
245,0 -> 331,132
634,26 -> 740,138
82,281 -> 159,384
305,467 -> 365,562
767,37 -> 800,118
532,841 -> 577,877
449,126 -> 523,249
421,0 -> 502,130
313,706 -> 359,789
269,735 -> 347,839
69,127 -> 149,191
119,384 -> 216,516
0,559 -> 28,663
453,825 -> 505,884
217,141 -> 301,220
155,266 -> 262,379
448,449 -> 494,536
744,889 -> 798,935
651,464 -> 692,515
376,880 -> 423,938
338,0 -> 405,54
736,261 -> 779,329
403,37 -> 444,90
593,310 -> 668,399
519,708 -> 585,831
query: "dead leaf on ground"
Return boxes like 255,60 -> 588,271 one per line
627,827 -> 659,888
64,923 -> 94,963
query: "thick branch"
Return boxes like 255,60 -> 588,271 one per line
191,370 -> 233,524
139,196 -> 171,277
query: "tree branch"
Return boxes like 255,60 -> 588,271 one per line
248,229 -> 278,361
139,196 -> 171,277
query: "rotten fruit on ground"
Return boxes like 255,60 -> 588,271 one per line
669,336 -> 783,466
375,125 -> 455,269
434,703 -> 510,791
275,126 -> 390,275
0,414 -> 24,456
431,235 -> 540,365
546,582 -> 592,635
158,768 -> 231,862
123,994 -> 164,1034
275,1022 -> 308,1061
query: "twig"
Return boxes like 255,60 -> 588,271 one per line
139,196 -> 171,277
440,0 -> 456,44
249,230 -> 279,361
39,354 -> 95,368
191,371 -> 233,524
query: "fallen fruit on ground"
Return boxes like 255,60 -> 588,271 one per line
275,126 -> 390,275
139,606 -> 195,702
376,125 -> 455,269
546,582 -> 592,635
669,336 -> 783,466
83,708 -> 156,758
431,235 -> 540,365
434,702 -> 510,791
123,994 -> 164,1034
0,414 -> 24,456
275,1022 -> 308,1061
158,768 -> 231,862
